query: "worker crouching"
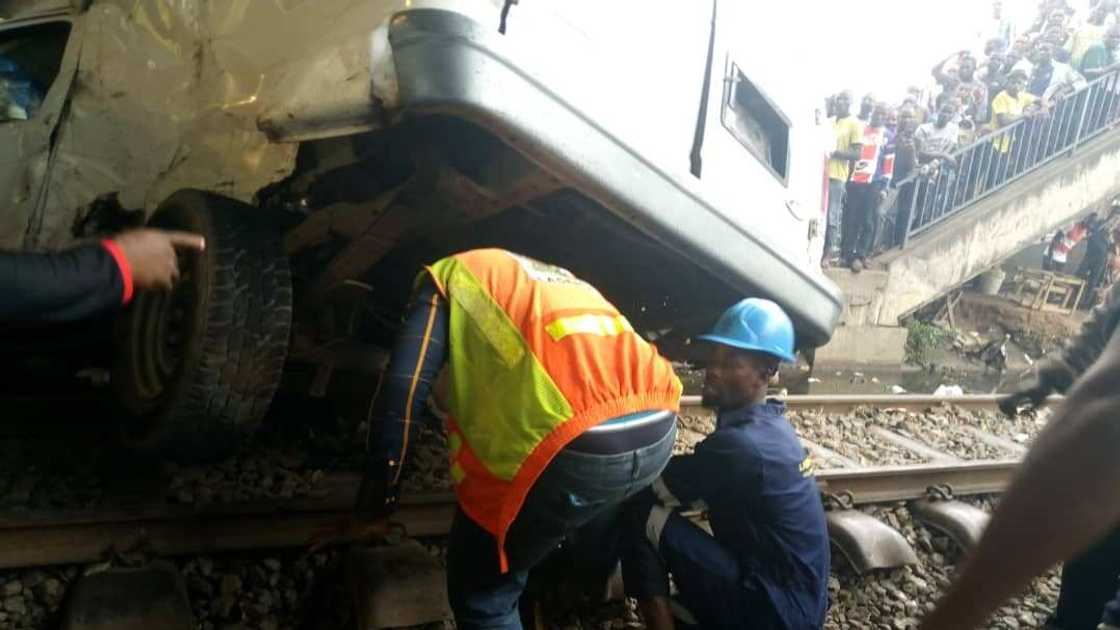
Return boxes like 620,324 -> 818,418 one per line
620,299 -> 830,630
338,249 -> 683,630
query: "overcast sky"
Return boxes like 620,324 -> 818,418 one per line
536,0 -> 1080,107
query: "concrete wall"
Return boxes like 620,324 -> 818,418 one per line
814,320 -> 909,366
816,269 -> 909,366
824,269 -> 891,328
845,130 -> 1120,326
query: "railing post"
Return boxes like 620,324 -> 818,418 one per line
1105,72 -> 1120,133
901,177 -> 920,248
1072,75 -> 1099,152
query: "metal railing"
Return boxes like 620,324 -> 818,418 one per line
895,69 -> 1120,248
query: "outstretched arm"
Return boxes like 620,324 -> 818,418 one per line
0,229 -> 204,322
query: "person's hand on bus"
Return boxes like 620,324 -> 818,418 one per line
111,229 -> 206,291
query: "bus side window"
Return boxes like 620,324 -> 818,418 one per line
722,63 -> 791,185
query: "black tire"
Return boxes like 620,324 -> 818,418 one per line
113,190 -> 292,461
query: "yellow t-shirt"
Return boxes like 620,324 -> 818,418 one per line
990,91 -> 1037,153
828,117 -> 864,181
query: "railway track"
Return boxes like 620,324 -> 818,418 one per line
0,394 -> 1049,571
0,460 -> 1021,570
690,393 -> 1061,413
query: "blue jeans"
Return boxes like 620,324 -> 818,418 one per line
621,511 -> 782,629
446,424 -> 676,630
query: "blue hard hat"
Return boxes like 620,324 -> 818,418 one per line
697,298 -> 797,363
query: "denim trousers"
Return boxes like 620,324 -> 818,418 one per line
445,424 -> 676,630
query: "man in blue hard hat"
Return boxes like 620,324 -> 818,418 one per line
619,298 -> 830,630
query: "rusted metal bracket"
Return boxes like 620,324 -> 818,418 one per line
909,498 -> 990,551
288,332 -> 390,397
298,157 -> 561,303
282,139 -> 565,306
283,182 -> 408,254
826,509 -> 918,574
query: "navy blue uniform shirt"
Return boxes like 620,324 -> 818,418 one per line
658,401 -> 830,630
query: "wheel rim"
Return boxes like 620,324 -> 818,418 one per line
122,251 -> 199,432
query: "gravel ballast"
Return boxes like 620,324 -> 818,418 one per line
0,402 -> 1061,629
0,403 -> 1050,511
0,502 -> 1063,630
789,404 -> 1050,467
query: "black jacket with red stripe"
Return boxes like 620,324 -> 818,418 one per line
0,242 -> 131,322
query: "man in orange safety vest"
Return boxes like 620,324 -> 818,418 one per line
320,249 -> 682,629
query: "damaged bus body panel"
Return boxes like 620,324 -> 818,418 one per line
0,0 -> 841,459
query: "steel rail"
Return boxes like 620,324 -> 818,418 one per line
0,477 -> 454,570
0,457 -> 1023,569
680,393 -> 1062,413
815,460 -> 1018,505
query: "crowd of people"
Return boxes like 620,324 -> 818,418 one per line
824,0 -> 1120,274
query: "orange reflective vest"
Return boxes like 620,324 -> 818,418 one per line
424,249 -> 682,572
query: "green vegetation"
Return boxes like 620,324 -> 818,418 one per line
905,319 -> 946,365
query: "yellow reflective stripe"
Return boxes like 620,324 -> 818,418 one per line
545,314 -> 634,341
448,431 -> 462,457
450,461 -> 466,484
429,257 -> 573,482
449,271 -> 525,368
